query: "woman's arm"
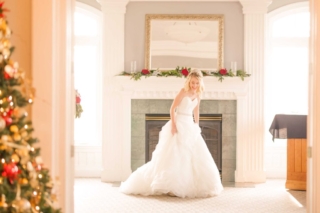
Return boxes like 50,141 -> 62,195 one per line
193,95 -> 201,124
170,89 -> 185,134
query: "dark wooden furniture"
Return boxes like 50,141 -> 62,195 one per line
269,114 -> 307,190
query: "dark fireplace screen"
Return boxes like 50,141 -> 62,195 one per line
145,114 -> 222,172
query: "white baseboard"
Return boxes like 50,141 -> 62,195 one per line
75,145 -> 102,178
75,169 -> 101,178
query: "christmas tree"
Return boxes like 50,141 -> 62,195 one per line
0,3 -> 61,213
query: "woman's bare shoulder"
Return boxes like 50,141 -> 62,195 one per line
177,88 -> 187,96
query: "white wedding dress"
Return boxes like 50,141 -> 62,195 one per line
120,96 -> 223,198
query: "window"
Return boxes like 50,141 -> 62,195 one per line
73,3 -> 102,145
265,3 -> 310,144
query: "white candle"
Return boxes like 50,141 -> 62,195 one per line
231,61 -> 237,72
133,61 -> 137,72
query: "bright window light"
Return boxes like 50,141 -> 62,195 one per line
74,12 -> 98,37
272,12 -> 309,38
265,7 -> 309,145
74,5 -> 102,145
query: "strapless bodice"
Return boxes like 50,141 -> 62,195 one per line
176,96 -> 198,116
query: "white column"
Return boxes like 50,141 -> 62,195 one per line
308,0 -> 320,212
236,0 -> 272,182
234,92 -> 249,182
32,0 -> 74,212
98,0 -> 131,182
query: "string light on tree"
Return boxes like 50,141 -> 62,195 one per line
0,2 -> 61,212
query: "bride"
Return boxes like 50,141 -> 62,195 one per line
120,69 -> 223,198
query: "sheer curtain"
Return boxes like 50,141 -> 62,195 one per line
265,3 -> 309,178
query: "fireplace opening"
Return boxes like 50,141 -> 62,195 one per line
145,114 -> 222,173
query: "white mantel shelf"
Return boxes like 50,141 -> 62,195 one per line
114,76 -> 250,100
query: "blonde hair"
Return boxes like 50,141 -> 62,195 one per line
184,69 -> 204,94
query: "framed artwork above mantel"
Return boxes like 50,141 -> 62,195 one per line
144,14 -> 224,71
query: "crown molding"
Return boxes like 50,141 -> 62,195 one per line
239,0 -> 272,14
129,0 -> 237,1
97,0 -> 130,13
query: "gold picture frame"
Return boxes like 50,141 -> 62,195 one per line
145,14 -> 224,71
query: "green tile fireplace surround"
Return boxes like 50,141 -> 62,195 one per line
131,99 -> 237,182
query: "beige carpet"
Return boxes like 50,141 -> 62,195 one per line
74,178 -> 306,213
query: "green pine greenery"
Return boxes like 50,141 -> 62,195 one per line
120,66 -> 250,82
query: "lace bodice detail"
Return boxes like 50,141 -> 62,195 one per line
176,96 -> 198,115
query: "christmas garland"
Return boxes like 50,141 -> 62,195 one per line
119,66 -> 250,82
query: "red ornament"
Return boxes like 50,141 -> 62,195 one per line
0,2 -> 9,18
2,116 -> 12,126
2,163 -> 21,184
219,68 -> 228,75
7,109 -> 14,117
76,96 -> 81,104
4,72 -> 11,79
181,68 -> 189,77
141,69 -> 150,75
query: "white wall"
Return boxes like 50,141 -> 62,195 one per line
125,2 -> 244,72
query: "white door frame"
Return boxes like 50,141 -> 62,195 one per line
32,0 -> 74,212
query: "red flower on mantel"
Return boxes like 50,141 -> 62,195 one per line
219,68 -> 228,75
181,68 -> 189,76
141,69 -> 150,75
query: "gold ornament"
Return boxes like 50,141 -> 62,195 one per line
0,144 -> 7,150
46,181 -> 53,189
0,18 -> 7,31
29,179 -> 39,188
13,108 -> 27,118
16,149 -> 29,157
0,117 -> 5,131
1,135 -> 12,142
10,125 -> 19,133
11,154 -> 20,163
0,194 -> 8,209
11,198 -> 31,213
2,39 -> 10,48
0,178 -> 3,184
11,184 -> 31,213
13,133 -> 22,141
21,131 -> 28,138
19,178 -> 29,185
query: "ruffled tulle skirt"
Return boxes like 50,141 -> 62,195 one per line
120,114 -> 223,198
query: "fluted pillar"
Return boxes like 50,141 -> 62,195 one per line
308,0 -> 320,212
236,0 -> 271,182
98,0 -> 131,182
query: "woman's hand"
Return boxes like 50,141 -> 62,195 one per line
171,123 -> 177,135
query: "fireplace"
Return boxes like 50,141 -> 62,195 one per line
145,114 -> 222,172
131,99 -> 236,181
101,76 -> 252,183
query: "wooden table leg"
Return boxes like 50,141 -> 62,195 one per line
286,138 -> 307,190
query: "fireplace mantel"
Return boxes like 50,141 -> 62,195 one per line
114,76 -> 250,99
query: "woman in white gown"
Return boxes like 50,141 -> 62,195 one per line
120,69 -> 223,198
